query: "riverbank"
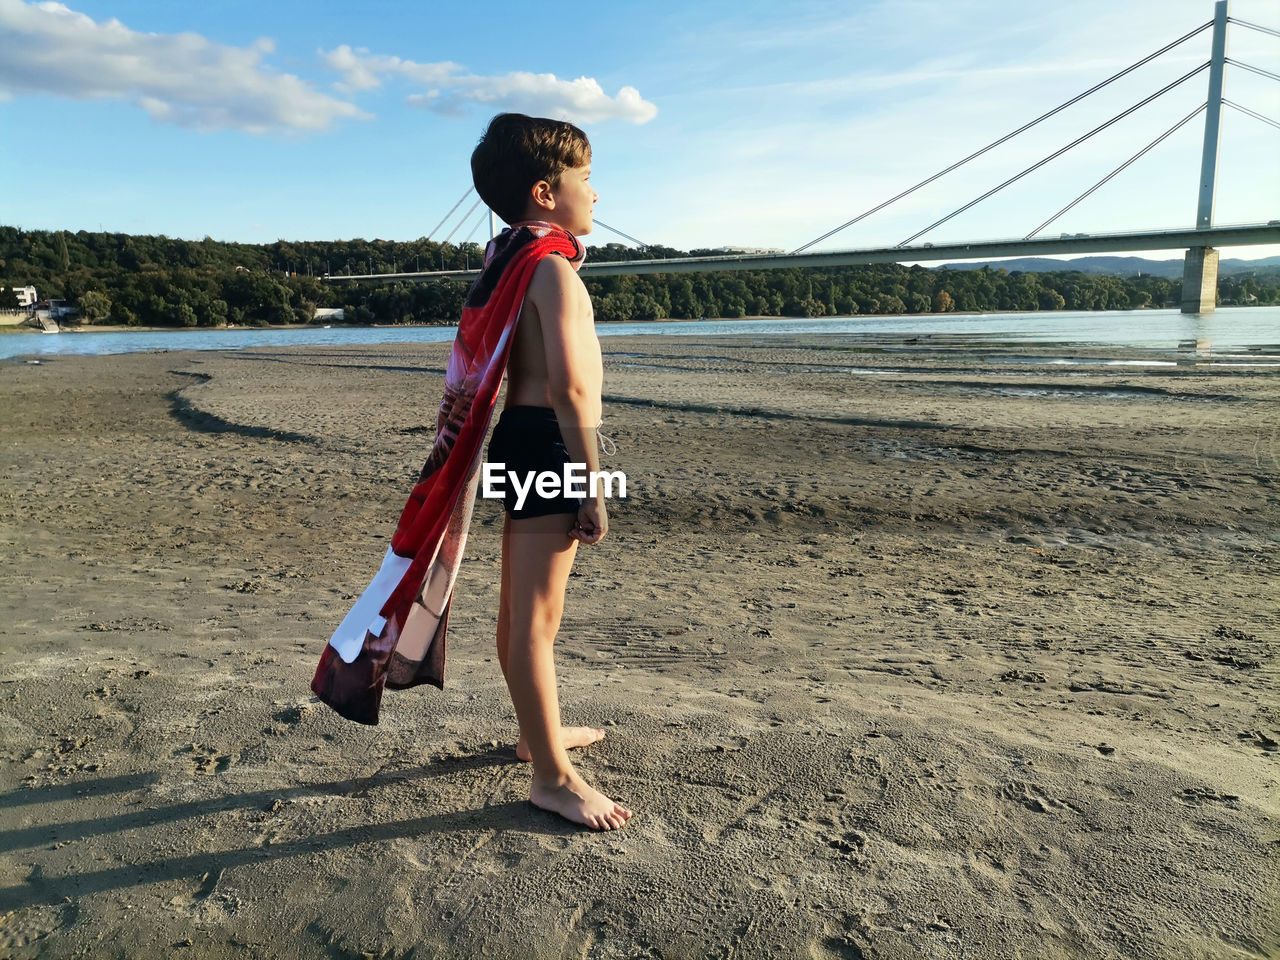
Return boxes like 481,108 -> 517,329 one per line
4,306 -> 1280,363
4,300 -> 1278,339
1,335 -> 1276,959
0,322 -> 337,335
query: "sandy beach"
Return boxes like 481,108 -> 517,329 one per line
1,334 -> 1276,959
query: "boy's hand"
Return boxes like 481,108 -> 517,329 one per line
570,499 -> 607,545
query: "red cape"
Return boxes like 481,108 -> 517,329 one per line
311,222 -> 584,725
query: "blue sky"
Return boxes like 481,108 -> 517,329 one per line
2,0 -> 1278,260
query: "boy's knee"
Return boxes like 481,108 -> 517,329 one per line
532,604 -> 565,636
511,601 -> 564,641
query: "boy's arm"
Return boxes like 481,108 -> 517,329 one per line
528,254 -> 601,473
527,255 -> 606,538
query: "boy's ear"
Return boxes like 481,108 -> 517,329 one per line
530,180 -> 556,212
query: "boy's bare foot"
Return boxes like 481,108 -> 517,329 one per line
530,769 -> 632,831
515,726 -> 605,762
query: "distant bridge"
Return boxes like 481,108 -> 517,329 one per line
324,1 -> 1278,314
322,223 -> 1280,281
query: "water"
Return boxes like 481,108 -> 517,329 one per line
3,307 -> 1278,361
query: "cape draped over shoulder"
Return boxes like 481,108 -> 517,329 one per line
311,222 -> 585,725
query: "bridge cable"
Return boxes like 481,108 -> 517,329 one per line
899,61 -> 1210,246
791,19 -> 1213,254
425,187 -> 475,241
440,197 -> 485,245
1226,58 -> 1280,84
462,207 -> 491,245
1223,99 -> 1280,131
1025,103 -> 1207,239
593,218 -> 651,250
1227,17 -> 1280,40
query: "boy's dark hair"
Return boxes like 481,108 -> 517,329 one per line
471,113 -> 591,225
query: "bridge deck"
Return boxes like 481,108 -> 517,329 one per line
322,223 -> 1280,283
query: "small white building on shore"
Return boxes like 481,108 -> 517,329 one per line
0,286 -> 38,325
7,286 -> 38,307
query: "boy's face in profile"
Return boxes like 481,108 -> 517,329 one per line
538,162 -> 597,236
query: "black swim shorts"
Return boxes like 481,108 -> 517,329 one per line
486,405 -> 586,520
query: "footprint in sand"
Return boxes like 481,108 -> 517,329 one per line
999,780 -> 1072,814
0,901 -> 78,955
174,743 -> 236,775
1236,730 -> 1278,752
1180,786 -> 1241,806
271,703 -> 313,725
828,830 -> 868,858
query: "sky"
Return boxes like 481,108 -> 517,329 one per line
2,0 -> 1278,261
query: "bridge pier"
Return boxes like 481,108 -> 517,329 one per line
1180,246 -> 1219,314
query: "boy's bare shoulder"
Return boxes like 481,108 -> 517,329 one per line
527,254 -> 588,316
529,252 -> 584,288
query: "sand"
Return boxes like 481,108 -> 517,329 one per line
0,334 -> 1276,959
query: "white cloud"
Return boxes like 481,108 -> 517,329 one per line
0,0 -> 366,133
321,44 -> 658,125
320,44 -> 460,93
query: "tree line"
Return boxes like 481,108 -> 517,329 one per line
2,226 -> 1276,327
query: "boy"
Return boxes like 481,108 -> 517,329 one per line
311,113 -> 630,832
474,113 -> 632,831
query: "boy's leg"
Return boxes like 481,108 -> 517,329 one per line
501,513 -> 631,830
497,515 -> 605,761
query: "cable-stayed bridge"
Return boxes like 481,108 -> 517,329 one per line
325,1 -> 1279,315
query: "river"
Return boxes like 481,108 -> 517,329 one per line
3,306 -> 1278,362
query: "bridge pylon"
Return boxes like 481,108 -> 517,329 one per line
1181,0 -> 1229,314
1181,246 -> 1220,313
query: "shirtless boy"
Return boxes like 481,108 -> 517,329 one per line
471,113 -> 632,831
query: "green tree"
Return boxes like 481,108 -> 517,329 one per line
78,290 -> 111,323
144,294 -> 167,325
174,302 -> 198,327
878,294 -> 906,315
633,293 -> 666,320
669,276 -> 700,318
596,292 -> 635,322
1037,288 -> 1066,310
205,298 -> 229,327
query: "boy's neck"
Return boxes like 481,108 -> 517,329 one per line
489,219 -> 585,270
512,213 -> 576,236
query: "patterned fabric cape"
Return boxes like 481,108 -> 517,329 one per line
311,222 -> 585,725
